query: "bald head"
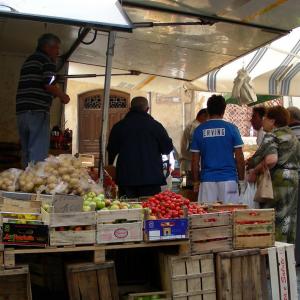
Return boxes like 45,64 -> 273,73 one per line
130,97 -> 149,112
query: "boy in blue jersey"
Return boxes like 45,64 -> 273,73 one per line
190,95 -> 245,203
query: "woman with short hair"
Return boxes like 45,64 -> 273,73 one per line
247,106 -> 300,243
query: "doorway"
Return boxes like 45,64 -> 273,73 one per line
78,89 -> 130,157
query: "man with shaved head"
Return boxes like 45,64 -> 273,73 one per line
107,96 -> 173,198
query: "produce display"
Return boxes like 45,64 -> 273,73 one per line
1,212 -> 41,225
142,191 -> 205,219
83,192 -> 142,212
0,154 -> 101,196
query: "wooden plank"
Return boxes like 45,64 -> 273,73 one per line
97,269 -> 112,300
260,255 -> 269,300
233,235 -> 274,249
27,271 -> 33,300
191,225 -> 232,241
218,249 -> 260,259
185,256 -> 201,300
251,254 -> 263,300
66,270 -> 80,300
172,258 -> 188,300
0,197 -> 41,213
285,244 -> 298,300
42,208 -> 95,227
189,212 -> 231,228
77,270 -> 100,300
220,257 -> 232,300
96,208 -> 144,223
201,256 -> 216,300
231,257 -> 242,300
191,239 -> 232,255
241,255 -> 252,300
268,247 -> 280,300
107,266 -> 119,300
97,222 -> 143,244
234,223 -> 274,235
94,249 -> 106,264
233,209 -> 275,222
49,229 -> 96,246
4,248 -> 15,268
216,254 -> 222,300
277,246 -> 289,300
0,251 -> 4,270
159,253 -> 172,292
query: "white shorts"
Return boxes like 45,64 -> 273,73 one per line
198,181 -> 239,204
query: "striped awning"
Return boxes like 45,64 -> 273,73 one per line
191,27 -> 300,97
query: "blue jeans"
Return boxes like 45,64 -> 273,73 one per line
17,111 -> 50,167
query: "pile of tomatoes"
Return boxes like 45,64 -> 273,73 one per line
142,191 -> 206,219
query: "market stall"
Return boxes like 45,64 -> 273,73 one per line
0,178 -> 297,300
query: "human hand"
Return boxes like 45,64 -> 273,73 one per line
60,94 -> 70,104
247,169 -> 257,183
193,182 -> 200,194
239,180 -> 247,195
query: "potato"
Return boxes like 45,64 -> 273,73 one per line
58,167 -> 68,175
47,175 -> 57,184
62,174 -> 71,182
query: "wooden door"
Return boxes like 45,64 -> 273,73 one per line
78,90 -> 130,155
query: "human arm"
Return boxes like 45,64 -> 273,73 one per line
248,154 -> 278,182
235,147 -> 245,181
156,123 -> 173,155
44,84 -> 70,104
191,152 -> 200,193
42,61 -> 70,104
106,124 -> 120,165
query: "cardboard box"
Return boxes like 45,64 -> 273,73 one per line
144,218 -> 188,241
2,222 -> 48,246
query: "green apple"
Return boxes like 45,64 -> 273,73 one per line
112,200 -> 121,206
88,192 -> 96,198
101,207 -> 109,210
96,200 -> 106,210
83,205 -> 91,212
83,200 -> 90,207
97,194 -> 105,200
109,204 -> 120,210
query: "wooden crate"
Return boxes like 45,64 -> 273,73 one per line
0,265 -> 32,300
49,228 -> 96,246
233,209 -> 275,249
96,209 -> 143,244
216,249 -> 266,300
160,253 -> 216,299
66,261 -> 119,300
264,242 -> 298,300
128,291 -> 171,300
42,208 -> 96,246
189,212 -> 232,254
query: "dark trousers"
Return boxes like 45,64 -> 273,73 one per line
119,185 -> 161,198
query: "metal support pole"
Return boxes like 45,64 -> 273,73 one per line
99,31 -> 116,185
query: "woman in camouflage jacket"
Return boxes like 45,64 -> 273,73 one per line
248,106 -> 300,243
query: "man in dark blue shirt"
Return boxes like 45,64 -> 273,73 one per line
16,33 -> 70,166
107,97 -> 173,198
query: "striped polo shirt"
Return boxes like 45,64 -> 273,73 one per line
16,51 -> 56,114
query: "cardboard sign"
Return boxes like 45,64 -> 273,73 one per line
52,194 -> 83,213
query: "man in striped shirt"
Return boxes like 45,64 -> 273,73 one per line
16,33 -> 70,166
